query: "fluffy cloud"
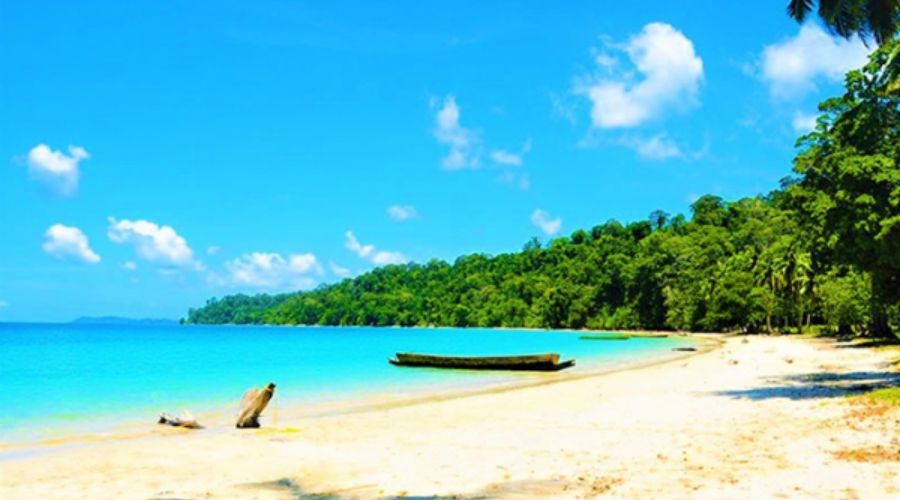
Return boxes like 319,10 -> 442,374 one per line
330,261 -> 351,278
345,230 -> 408,265
620,133 -> 683,160
491,139 -> 532,166
26,144 -> 90,195
490,149 -> 523,166
122,261 -> 137,271
578,23 -> 703,129
107,218 -> 198,268
387,204 -> 418,221
792,111 -> 819,133
42,224 -> 101,263
434,95 -> 479,170
761,24 -> 869,99
531,209 -> 562,236
225,252 -> 322,289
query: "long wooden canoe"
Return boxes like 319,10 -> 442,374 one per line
389,352 -> 575,371
579,334 -> 630,341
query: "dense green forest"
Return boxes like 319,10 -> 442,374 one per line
186,41 -> 899,339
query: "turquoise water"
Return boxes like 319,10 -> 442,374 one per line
0,323 -> 692,441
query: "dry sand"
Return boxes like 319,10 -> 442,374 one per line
1,335 -> 898,499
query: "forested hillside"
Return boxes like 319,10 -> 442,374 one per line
186,41 -> 899,338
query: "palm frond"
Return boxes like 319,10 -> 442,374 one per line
787,0 -> 817,21
865,0 -> 899,44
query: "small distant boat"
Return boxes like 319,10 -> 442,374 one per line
579,333 -> 631,341
389,352 -> 575,371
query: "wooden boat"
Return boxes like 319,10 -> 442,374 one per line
579,333 -> 630,341
389,352 -> 575,371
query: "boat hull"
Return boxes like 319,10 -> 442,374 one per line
389,352 -> 575,371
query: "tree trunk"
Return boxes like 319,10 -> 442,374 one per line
869,274 -> 896,339
236,382 -> 276,429
870,312 -> 893,339
766,314 -> 772,334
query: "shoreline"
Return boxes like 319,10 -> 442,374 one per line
2,334 -> 896,499
0,333 -> 714,458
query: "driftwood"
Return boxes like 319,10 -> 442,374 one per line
158,411 -> 201,429
236,382 -> 276,428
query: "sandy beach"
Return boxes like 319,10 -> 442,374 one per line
1,335 -> 898,499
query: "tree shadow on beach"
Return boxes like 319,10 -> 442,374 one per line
834,339 -> 900,349
713,371 -> 900,401
238,476 -> 578,499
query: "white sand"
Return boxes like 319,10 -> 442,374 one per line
1,335 -> 897,499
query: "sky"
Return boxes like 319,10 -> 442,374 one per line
0,1 -> 873,322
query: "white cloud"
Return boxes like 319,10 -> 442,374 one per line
206,246 -> 221,255
330,261 -> 351,278
0,300 -> 9,308
42,224 -> 101,263
490,149 -> 523,166
224,251 -> 322,289
122,261 -> 137,271
531,209 -> 562,236
577,23 -> 703,129
620,133 -> 684,160
26,144 -> 90,195
387,204 -> 418,221
107,218 -> 198,268
761,24 -> 869,99
792,111 -> 819,133
434,95 -> 479,170
345,230 -> 409,265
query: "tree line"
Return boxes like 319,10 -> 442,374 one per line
186,40 -> 899,339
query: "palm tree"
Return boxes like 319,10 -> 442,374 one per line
786,0 -> 899,45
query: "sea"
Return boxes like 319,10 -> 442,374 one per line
0,322 -> 694,443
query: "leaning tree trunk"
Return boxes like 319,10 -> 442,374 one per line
236,382 -> 276,429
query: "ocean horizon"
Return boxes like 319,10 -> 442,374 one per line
0,322 -> 692,442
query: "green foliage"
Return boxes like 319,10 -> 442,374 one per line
786,0 -> 899,45
791,39 -> 900,337
186,200 -> 842,333
818,270 -> 872,334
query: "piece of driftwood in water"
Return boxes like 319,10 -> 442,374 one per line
389,352 -> 575,371
158,411 -> 201,429
579,334 -> 630,341
236,382 -> 276,429
673,346 -> 697,352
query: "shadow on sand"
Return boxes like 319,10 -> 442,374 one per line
834,339 -> 900,349
713,371 -> 900,401
239,476 -> 576,499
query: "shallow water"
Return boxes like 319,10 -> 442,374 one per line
0,323 -> 692,441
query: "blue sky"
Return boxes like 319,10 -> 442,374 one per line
0,1 -> 872,321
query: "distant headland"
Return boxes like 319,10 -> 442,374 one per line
70,316 -> 179,326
